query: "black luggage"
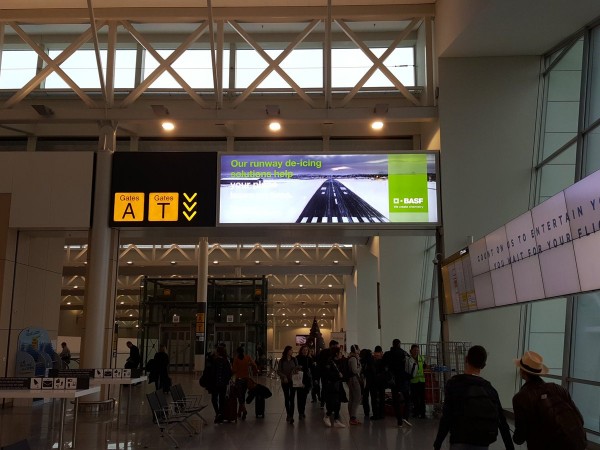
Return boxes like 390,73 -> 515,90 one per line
255,395 -> 265,418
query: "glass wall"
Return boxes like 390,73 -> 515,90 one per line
534,19 -> 600,444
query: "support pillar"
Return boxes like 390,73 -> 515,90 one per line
195,237 -> 208,371
353,242 -> 380,350
82,124 -> 119,380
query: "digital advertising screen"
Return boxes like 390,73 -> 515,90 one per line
218,153 -> 438,225
447,168 -> 600,315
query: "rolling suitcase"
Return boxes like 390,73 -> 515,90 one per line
255,394 -> 265,418
222,382 -> 239,423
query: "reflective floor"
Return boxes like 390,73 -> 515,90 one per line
0,374 -> 526,449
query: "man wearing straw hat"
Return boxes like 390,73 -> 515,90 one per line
512,351 -> 586,450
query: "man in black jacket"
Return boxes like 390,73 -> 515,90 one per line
433,345 -> 514,450
383,339 -> 412,427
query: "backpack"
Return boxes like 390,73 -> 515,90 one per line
454,383 -> 499,446
339,356 -> 355,382
536,385 -> 587,450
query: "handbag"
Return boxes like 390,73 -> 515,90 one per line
292,370 -> 304,388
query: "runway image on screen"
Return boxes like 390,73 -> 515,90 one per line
219,153 -> 438,224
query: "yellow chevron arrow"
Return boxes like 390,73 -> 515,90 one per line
184,202 -> 197,212
184,193 -> 197,202
183,211 -> 197,221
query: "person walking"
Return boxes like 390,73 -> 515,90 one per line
346,345 -> 362,425
433,345 -> 514,450
512,351 -> 586,450
207,344 -> 233,423
59,342 -> 71,369
125,341 -> 141,369
232,346 -> 258,420
410,344 -> 427,418
322,347 -> 346,428
295,345 -> 312,419
152,345 -> 171,393
277,345 -> 298,424
383,339 -> 413,428
370,345 -> 386,421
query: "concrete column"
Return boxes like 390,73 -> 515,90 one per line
81,124 -> 119,373
353,243 -> 380,350
378,235 -> 428,347
344,274 -> 358,349
195,237 -> 208,371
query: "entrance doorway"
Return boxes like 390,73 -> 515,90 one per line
160,324 -> 194,373
213,324 -> 246,358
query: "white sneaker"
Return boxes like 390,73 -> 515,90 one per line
323,416 -> 332,427
402,419 -> 413,427
334,419 -> 346,428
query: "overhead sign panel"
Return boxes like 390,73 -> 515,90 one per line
218,152 -> 438,225
110,152 -> 217,227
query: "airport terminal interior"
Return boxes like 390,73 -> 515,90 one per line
1,0 -> 600,449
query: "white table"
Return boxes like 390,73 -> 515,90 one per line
0,386 -> 101,449
90,376 -> 147,426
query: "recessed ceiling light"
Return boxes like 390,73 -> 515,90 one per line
328,284 -> 332,287
135,324 -> 139,328
213,260 -> 219,264
162,121 -> 175,131
255,261 -> 260,264
269,121 -> 281,132
299,284 -> 304,288
282,313 -> 286,316
84,261 -> 87,265
302,313 -> 306,316
73,286 -> 78,289
126,261 -> 133,265
129,314 -> 133,317
304,324 -> 307,327
371,120 -> 384,130
170,261 -> 177,265
286,323 -> 289,326
120,302 -> 125,305
67,302 -> 71,305
295,260 -> 300,264
322,313 -> 326,316
333,260 -> 339,264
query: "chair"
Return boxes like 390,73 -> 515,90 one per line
146,392 -> 193,448
154,390 -> 199,433
170,384 -> 209,425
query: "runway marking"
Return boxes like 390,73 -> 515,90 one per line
334,199 -> 338,204
332,217 -> 339,223
351,216 -> 359,222
362,217 -> 368,222
322,217 -> 327,222
343,192 -> 348,194
301,217 -> 308,223
311,217 -> 318,223
342,217 -> 349,223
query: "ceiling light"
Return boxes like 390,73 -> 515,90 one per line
67,302 -> 71,305
286,324 -> 289,327
268,121 -> 281,132
73,286 -> 78,289
322,313 -> 326,316
126,261 -> 133,265
328,284 -> 332,288
120,302 -> 124,305
239,313 -> 242,316
135,324 -> 139,328
302,313 -> 306,316
213,260 -> 219,264
84,261 -> 87,265
282,313 -> 286,316
129,314 -> 133,317
371,120 -> 384,130
162,121 -> 175,131
304,324 -> 307,327
255,261 -> 260,264
333,260 -> 339,264
299,284 -> 303,288
170,261 -> 177,265
295,260 -> 300,264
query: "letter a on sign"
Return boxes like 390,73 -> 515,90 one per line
113,193 -> 145,222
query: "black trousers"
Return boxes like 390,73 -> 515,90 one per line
369,383 -> 385,418
211,386 -> 227,416
391,381 -> 411,422
296,386 -> 309,415
281,382 -> 296,418
411,381 -> 426,416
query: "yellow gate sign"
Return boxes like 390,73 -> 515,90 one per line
113,193 -> 145,222
149,192 -> 179,221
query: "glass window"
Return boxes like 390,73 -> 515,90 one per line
583,124 -> 600,175
143,49 -> 230,89
587,28 -> 600,126
571,382 -> 600,442
0,50 -> 39,89
572,292 -> 600,383
235,48 -> 322,89
537,144 -> 576,201
526,298 -> 566,376
332,47 -> 415,88
46,49 -> 137,89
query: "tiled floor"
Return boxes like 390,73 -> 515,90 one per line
0,374 -> 526,449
